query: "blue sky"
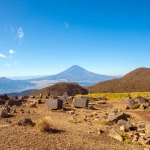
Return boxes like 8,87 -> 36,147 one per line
0,0 -> 150,77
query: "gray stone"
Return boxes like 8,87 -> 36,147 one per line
137,122 -> 145,128
67,97 -> 73,104
58,95 -> 68,104
8,100 -> 22,106
0,94 -> 9,100
18,118 -> 34,126
109,128 -> 123,142
136,96 -> 146,104
117,119 -> 133,131
0,100 -> 5,105
106,113 -> 130,123
99,115 -> 108,120
0,106 -> 12,118
30,102 -> 36,108
63,92 -> 68,98
117,119 -> 128,126
73,98 -> 88,108
11,95 -> 18,100
127,100 -> 135,109
127,100 -> 140,109
18,96 -> 23,100
46,99 -> 63,110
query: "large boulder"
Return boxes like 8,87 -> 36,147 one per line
0,94 -> 9,100
7,99 -> 23,106
73,98 -> 89,108
46,99 -> 63,110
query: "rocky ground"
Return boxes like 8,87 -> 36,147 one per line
0,97 -> 150,150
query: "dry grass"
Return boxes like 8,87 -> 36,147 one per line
37,116 -> 53,132
77,92 -> 150,100
95,119 -> 110,125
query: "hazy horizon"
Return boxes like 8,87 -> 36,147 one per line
1,65 -> 123,80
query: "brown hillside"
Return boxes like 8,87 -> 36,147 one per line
88,67 -> 150,93
29,82 -> 88,97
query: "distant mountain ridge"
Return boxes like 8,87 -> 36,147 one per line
88,67 -> 150,93
7,89 -> 38,97
0,77 -> 35,94
29,65 -> 119,84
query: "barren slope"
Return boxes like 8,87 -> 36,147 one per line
88,67 -> 150,93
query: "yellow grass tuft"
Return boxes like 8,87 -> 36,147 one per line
37,117 -> 53,132
95,119 -> 110,125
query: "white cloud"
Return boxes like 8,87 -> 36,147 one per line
9,49 -> 14,54
10,27 -> 14,32
14,61 -> 19,64
65,22 -> 69,28
0,53 -> 6,58
6,63 -> 10,67
17,28 -> 24,39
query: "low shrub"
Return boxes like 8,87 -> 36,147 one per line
37,117 -> 53,132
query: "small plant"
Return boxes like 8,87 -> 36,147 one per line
134,141 -> 141,145
37,117 -> 53,132
124,138 -> 131,144
67,120 -> 75,124
76,118 -> 83,123
122,132 -> 131,144
96,119 -> 110,125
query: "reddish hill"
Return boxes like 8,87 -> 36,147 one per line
29,82 -> 88,97
87,67 -> 150,93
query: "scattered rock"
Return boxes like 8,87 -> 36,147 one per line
18,118 -> 34,126
120,125 -> 126,132
109,128 -> 123,142
30,102 -> 36,108
67,110 -> 75,115
106,113 -> 130,123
